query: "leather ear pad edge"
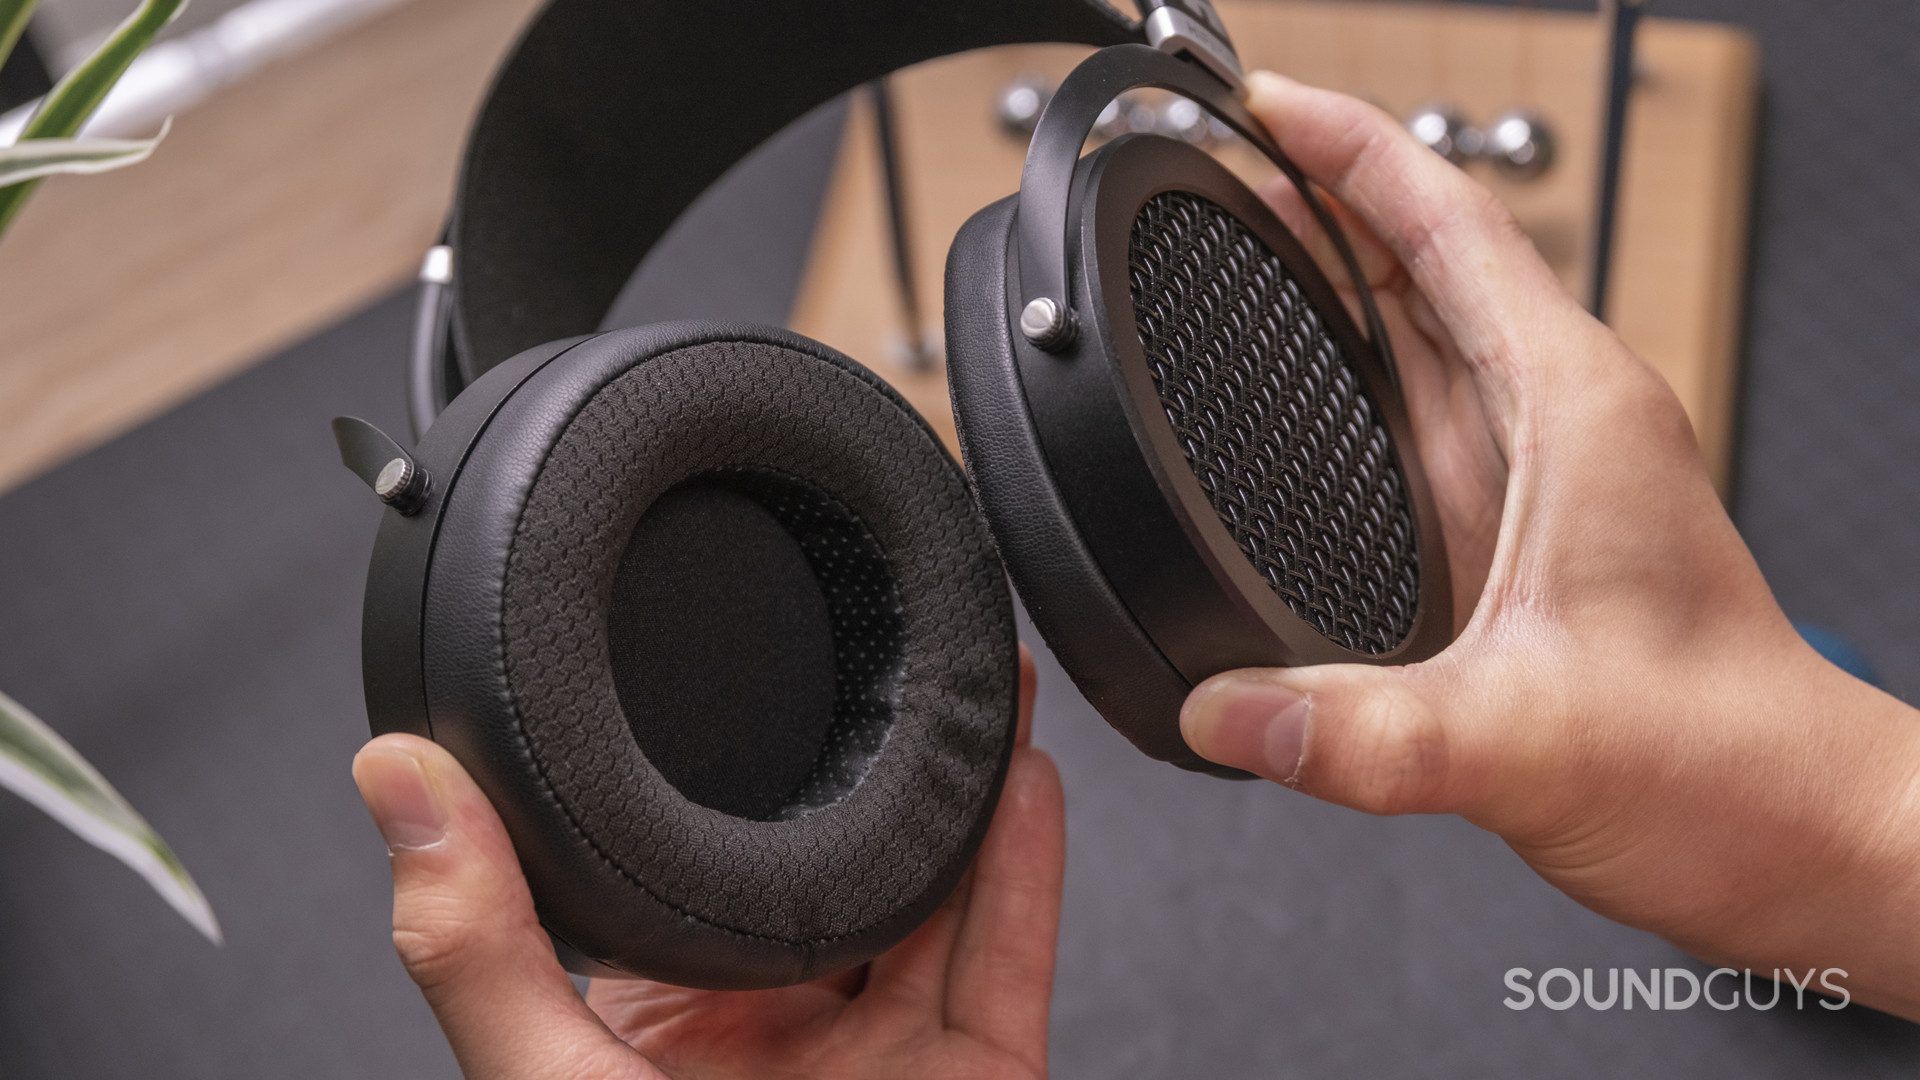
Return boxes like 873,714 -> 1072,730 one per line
375,322 -> 1018,989
361,333 -> 593,743
946,197 -> 1235,777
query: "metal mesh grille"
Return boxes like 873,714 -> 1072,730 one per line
1127,191 -> 1419,654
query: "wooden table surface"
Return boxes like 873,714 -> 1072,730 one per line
0,0 -> 541,495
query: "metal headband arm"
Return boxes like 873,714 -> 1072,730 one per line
1134,0 -> 1244,90
1012,43 -> 1395,374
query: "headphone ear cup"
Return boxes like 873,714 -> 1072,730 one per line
946,134 -> 1449,774
945,196 -> 1225,774
368,323 -> 1018,988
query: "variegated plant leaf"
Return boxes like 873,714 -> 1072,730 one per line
0,0 -> 189,234
0,1 -> 212,942
0,120 -> 169,187
0,0 -> 40,75
0,689 -> 220,943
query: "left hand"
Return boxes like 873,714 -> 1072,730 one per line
352,651 -> 1061,1080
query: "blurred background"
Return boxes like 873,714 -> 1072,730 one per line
0,0 -> 1915,1076
10,0 -> 248,61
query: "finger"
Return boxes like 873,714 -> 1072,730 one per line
1258,176 -> 1402,292
353,735 -> 639,1079
859,876 -> 972,1012
1180,663 -> 1497,819
1258,183 -> 1475,450
1245,70 -> 1583,405
943,746 -> 1065,1069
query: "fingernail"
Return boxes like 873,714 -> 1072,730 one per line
1185,680 -> 1310,782
355,746 -> 449,851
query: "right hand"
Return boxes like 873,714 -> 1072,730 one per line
1182,72 -> 1920,1016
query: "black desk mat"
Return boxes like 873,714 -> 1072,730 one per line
3,3 -> 1917,1074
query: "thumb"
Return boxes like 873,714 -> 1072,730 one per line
1180,665 -> 1468,816
353,734 -> 641,1079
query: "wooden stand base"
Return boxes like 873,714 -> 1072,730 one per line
790,0 -> 1759,488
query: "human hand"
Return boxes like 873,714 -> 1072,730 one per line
353,652 -> 1061,1079
1181,72 -> 1920,1015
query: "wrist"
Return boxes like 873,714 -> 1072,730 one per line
1684,643 -> 1920,1018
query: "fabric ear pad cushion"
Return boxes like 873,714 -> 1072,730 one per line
945,197 -> 1233,777
417,322 -> 1018,989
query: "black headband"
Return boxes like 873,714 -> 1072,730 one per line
439,0 -> 1171,386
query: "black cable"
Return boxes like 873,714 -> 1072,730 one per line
866,78 -> 934,370
1589,0 -> 1647,322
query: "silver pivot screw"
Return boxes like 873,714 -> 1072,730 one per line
1020,297 -> 1076,352
374,456 -> 428,515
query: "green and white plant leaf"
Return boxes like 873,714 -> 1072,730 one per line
1,2 -> 215,943
0,0 -> 189,233
0,0 -> 35,73
0,118 -> 169,186
0,691 -> 220,942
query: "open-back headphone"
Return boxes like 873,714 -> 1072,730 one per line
332,0 -> 1451,990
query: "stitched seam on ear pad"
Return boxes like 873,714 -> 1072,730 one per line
499,339 -> 1015,946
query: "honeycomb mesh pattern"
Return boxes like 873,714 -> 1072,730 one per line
501,340 -> 1015,945
1127,191 -> 1419,653
707,467 -> 906,818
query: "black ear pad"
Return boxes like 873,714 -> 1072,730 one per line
946,134 -> 1451,774
368,323 -> 1018,989
946,196 -> 1230,776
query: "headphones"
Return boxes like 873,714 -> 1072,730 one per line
333,0 -> 1451,990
